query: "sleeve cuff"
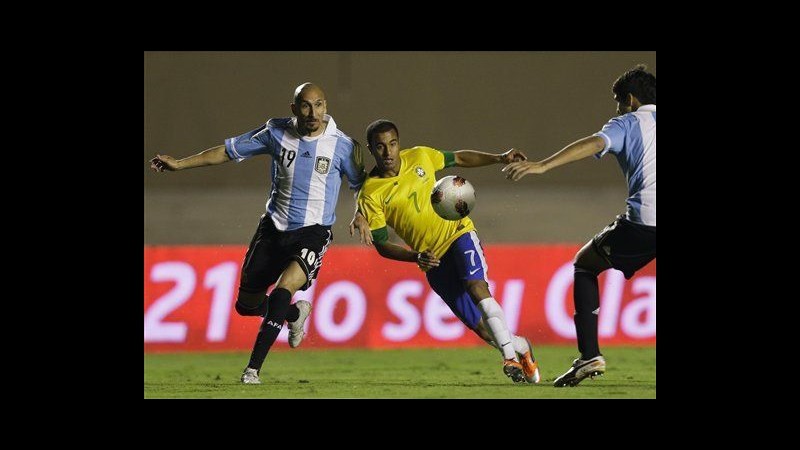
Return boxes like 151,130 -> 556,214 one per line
371,227 -> 389,244
224,138 -> 244,162
592,132 -> 611,159
442,151 -> 456,168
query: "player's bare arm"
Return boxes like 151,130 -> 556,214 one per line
149,144 -> 231,172
502,136 -> 605,181
453,148 -> 527,167
374,241 -> 440,271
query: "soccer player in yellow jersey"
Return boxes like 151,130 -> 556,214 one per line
353,119 -> 541,383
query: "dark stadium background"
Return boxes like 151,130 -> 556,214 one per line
144,51 -> 656,245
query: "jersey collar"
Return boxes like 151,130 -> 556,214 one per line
291,114 -> 337,140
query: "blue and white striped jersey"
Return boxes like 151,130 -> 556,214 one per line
593,104 -> 656,227
224,114 -> 365,231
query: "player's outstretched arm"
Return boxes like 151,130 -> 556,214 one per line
149,144 -> 231,172
502,136 -> 604,181
453,148 -> 527,168
374,242 -> 440,271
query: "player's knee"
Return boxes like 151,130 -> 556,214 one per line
574,262 -> 600,277
464,280 -> 490,302
235,290 -> 267,316
574,245 -> 606,275
235,301 -> 258,316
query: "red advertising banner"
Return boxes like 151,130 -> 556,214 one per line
144,245 -> 655,352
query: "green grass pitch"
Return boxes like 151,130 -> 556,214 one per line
144,345 -> 655,399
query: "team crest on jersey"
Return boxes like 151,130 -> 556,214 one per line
315,156 -> 331,174
415,166 -> 425,177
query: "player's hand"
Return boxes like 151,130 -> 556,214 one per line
499,148 -> 527,164
349,211 -> 373,246
416,250 -> 440,271
150,154 -> 180,172
502,161 -> 545,181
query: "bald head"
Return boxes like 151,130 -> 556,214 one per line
291,82 -> 328,137
293,82 -> 325,105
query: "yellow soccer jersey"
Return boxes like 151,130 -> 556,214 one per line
358,146 -> 475,259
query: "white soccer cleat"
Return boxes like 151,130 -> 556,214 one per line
519,337 -> 541,384
503,359 -> 526,383
288,300 -> 312,348
553,356 -> 606,387
241,367 -> 261,384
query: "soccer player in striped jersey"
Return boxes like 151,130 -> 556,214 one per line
352,119 -> 541,384
503,65 -> 656,387
150,82 -> 367,384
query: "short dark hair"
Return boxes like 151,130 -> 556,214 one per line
366,119 -> 399,146
612,64 -> 656,105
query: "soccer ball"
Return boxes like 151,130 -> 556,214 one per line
430,175 -> 476,220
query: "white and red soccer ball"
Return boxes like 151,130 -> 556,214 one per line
431,175 -> 476,220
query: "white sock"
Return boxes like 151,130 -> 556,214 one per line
512,335 -> 529,355
486,335 -> 529,356
477,297 -> 516,361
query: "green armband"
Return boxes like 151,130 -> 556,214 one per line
442,151 -> 456,168
371,227 -> 389,244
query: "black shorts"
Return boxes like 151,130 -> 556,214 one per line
239,214 -> 333,293
592,214 -> 656,280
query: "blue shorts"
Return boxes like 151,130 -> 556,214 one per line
425,231 -> 488,330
